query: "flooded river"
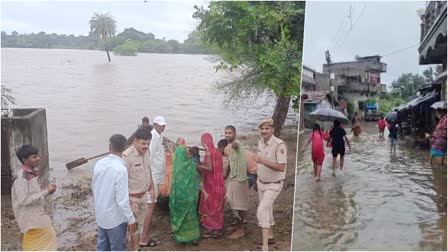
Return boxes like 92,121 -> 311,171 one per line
1,48 -> 297,248
2,48 -> 296,180
293,123 -> 447,250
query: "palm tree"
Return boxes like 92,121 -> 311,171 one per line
89,12 -> 117,62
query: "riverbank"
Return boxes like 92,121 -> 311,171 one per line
1,127 -> 297,251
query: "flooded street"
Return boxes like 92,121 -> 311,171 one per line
293,123 -> 447,250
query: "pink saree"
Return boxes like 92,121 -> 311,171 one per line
198,133 -> 225,230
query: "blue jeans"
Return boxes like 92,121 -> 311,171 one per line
248,173 -> 258,189
97,222 -> 127,251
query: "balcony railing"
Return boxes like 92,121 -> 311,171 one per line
338,82 -> 381,93
421,1 -> 447,41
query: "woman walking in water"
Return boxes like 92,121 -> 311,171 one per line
303,124 -> 328,181
328,120 -> 351,176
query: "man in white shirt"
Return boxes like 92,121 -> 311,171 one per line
140,115 -> 166,247
92,134 -> 137,251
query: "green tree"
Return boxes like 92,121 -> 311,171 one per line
113,40 -> 138,56
1,85 -> 16,109
391,73 -> 425,99
117,28 -> 155,41
422,67 -> 434,83
423,66 -> 444,84
378,93 -> 405,114
193,1 -> 305,136
89,12 -> 117,62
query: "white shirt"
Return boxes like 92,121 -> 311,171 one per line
150,129 -> 166,184
92,154 -> 135,229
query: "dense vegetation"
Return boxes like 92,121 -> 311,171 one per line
1,28 -> 211,55
194,1 -> 305,136
372,66 -> 442,114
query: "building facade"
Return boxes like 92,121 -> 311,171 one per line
321,55 -> 388,112
418,1 -> 447,101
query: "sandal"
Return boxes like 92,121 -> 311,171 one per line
231,218 -> 240,226
202,233 -> 213,238
139,239 -> 160,247
211,231 -> 221,238
230,218 -> 247,226
255,238 -> 276,245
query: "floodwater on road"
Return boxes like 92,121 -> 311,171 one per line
293,123 -> 447,250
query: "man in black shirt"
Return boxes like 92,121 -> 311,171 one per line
328,120 -> 351,176
389,123 -> 398,157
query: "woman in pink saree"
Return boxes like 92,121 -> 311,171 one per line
197,133 -> 225,238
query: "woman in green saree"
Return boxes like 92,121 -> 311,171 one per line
169,145 -> 200,244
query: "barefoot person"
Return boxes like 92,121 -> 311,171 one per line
389,123 -> 398,157
92,134 -> 137,251
223,125 -> 249,239
328,119 -> 351,176
123,128 -> 156,251
140,116 -> 166,247
197,133 -> 225,238
303,123 -> 328,181
254,119 -> 287,251
11,145 -> 58,251
218,139 -> 257,225
378,116 -> 387,139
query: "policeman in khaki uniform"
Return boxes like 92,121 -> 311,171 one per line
123,128 -> 156,251
255,119 -> 287,251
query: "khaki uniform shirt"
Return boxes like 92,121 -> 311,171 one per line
11,167 -> 52,233
123,145 -> 152,194
257,135 -> 288,182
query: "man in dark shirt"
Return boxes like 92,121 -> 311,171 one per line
127,117 -> 153,145
328,120 -> 351,176
389,123 -> 398,157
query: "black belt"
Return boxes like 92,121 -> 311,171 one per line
258,179 -> 284,184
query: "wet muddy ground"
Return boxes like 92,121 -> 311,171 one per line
293,123 -> 447,251
1,128 -> 297,251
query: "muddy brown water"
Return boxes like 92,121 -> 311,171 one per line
293,123 -> 447,250
1,48 -> 297,249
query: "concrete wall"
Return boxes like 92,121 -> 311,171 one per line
316,73 -> 330,91
1,108 -> 49,194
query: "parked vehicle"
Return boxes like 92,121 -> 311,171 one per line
364,104 -> 381,121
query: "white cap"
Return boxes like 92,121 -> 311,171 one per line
153,116 -> 166,125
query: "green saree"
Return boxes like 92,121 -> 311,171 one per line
169,146 -> 200,243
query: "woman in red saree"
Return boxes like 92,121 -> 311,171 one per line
197,133 -> 225,238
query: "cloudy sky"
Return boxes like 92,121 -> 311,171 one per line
303,1 -> 429,85
1,0 -> 207,42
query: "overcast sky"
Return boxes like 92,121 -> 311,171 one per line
1,0 -> 207,42
303,1 -> 429,85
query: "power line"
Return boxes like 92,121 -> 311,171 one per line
333,3 -> 367,51
348,5 -> 353,31
327,4 -> 354,51
327,17 -> 346,50
382,43 -> 419,57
